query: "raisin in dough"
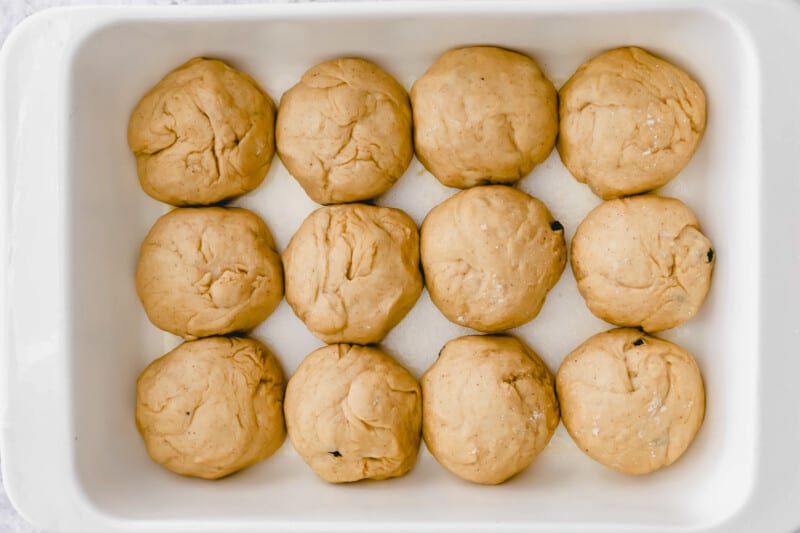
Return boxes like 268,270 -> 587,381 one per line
421,186 -> 566,332
128,57 -> 275,206
276,58 -> 413,204
556,328 -> 705,475
284,344 -> 422,483
422,335 -> 559,485
283,204 -> 422,344
558,47 -> 706,199
411,46 -> 558,188
136,336 -> 285,479
136,207 -> 283,339
571,195 -> 714,332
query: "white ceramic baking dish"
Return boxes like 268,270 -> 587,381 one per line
2,1 -> 800,531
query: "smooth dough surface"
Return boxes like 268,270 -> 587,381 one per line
421,186 -> 566,332
421,335 -> 559,485
284,344 -> 422,483
276,58 -> 413,204
558,46 -> 706,199
556,328 -> 705,475
283,204 -> 422,344
128,57 -> 275,206
136,336 -> 285,479
571,195 -> 714,332
411,46 -> 558,188
136,207 -> 283,339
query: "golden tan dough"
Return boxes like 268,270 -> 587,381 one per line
284,344 -> 422,483
556,328 -> 705,475
136,336 -> 285,479
420,186 -> 566,332
136,207 -> 283,339
558,47 -> 706,199
571,195 -> 714,332
421,335 -> 559,485
128,57 -> 275,206
411,46 -> 557,188
276,58 -> 413,204
282,204 -> 422,344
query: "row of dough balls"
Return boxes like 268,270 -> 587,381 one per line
127,46 -> 706,207
136,329 -> 705,483
135,187 -> 714,342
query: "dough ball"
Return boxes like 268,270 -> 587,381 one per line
411,46 -> 558,188
556,328 -> 705,475
136,207 -> 283,339
284,344 -> 422,483
422,335 -> 559,485
571,195 -> 714,332
128,57 -> 275,206
283,204 -> 422,344
421,186 -> 566,332
136,336 -> 285,479
276,58 -> 413,204
558,47 -> 706,199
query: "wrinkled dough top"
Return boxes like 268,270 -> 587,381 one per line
128,57 -> 275,206
411,46 -> 558,188
556,328 -> 705,475
571,195 -> 714,332
283,204 -> 422,344
276,58 -> 413,204
421,186 -> 566,332
558,47 -> 706,199
136,207 -> 283,339
421,335 -> 559,485
135,336 -> 286,479
284,344 -> 422,483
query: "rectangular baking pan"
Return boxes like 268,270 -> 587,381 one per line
1,1 -> 800,531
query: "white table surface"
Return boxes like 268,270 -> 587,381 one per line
0,3 -> 314,533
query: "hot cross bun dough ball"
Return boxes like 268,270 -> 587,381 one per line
420,186 -> 566,332
411,46 -> 558,188
283,204 -> 422,344
571,195 -> 714,332
276,58 -> 413,204
558,46 -> 707,199
136,207 -> 283,339
556,328 -> 705,475
135,336 -> 286,479
422,335 -> 559,485
284,344 -> 422,483
128,57 -> 275,206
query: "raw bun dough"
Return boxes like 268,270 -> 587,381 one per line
558,46 -> 706,199
411,46 -> 558,188
284,344 -> 422,483
571,194 -> 714,332
136,336 -> 285,479
136,207 -> 283,339
556,328 -> 705,475
421,335 -> 559,485
420,186 -> 566,332
283,204 -> 422,344
276,58 -> 413,204
128,57 -> 275,206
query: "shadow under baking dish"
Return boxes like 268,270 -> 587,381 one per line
66,5 -> 759,530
